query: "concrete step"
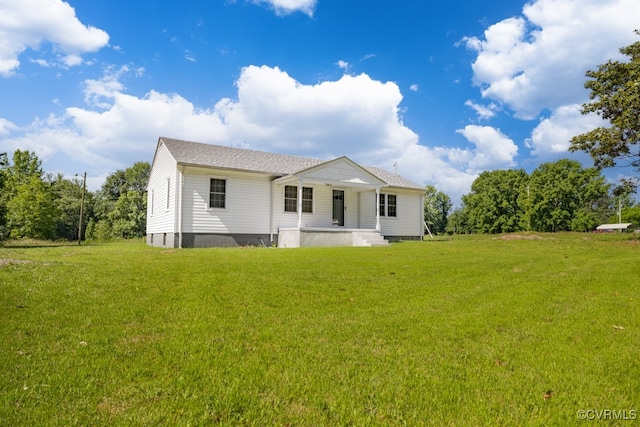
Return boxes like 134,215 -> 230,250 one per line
353,231 -> 389,247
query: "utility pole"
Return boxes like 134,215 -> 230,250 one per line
618,197 -> 622,224
78,172 -> 86,245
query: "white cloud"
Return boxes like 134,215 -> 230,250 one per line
217,65 -> 418,163
337,60 -> 349,70
464,100 -> 497,120
250,0 -> 316,17
409,84 -> 419,92
0,0 -> 109,76
525,104 -> 606,158
395,145 -> 478,206
463,0 -> 640,119
456,125 -> 518,172
0,64 -> 492,201
0,117 -> 17,136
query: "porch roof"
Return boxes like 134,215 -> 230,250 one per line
272,156 -> 386,190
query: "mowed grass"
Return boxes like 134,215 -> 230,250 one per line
1,234 -> 639,426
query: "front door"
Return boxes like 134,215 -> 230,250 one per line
333,190 -> 345,226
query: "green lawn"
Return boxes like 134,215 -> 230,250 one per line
1,234 -> 638,425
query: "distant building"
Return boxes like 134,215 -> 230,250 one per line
595,223 -> 635,232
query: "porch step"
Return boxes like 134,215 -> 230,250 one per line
352,231 -> 389,247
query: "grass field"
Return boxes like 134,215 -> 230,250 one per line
1,234 -> 639,425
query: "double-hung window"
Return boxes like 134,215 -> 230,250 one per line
379,193 -> 397,217
284,185 -> 313,213
209,178 -> 226,209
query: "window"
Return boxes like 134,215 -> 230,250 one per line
387,194 -> 397,217
284,185 -> 297,212
209,178 -> 226,209
284,185 -> 313,213
302,187 -> 313,213
166,178 -> 171,210
379,194 -> 397,217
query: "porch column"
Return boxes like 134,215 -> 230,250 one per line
375,187 -> 381,231
297,179 -> 303,228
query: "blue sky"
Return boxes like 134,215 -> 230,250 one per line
1,0 -> 638,203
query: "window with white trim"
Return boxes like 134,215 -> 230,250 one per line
209,178 -> 226,209
379,194 -> 397,217
284,185 -> 313,213
166,178 -> 171,210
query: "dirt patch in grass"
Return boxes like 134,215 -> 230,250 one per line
496,234 -> 544,241
0,259 -> 32,268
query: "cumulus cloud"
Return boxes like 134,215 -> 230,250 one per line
0,0 -> 110,76
0,117 -> 17,136
250,0 -> 316,16
462,0 -> 640,119
464,100 -> 498,120
456,125 -> 518,172
216,65 -> 420,163
525,105 -> 606,158
0,64 -> 496,200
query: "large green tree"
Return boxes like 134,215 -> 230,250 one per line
51,174 -> 93,241
570,31 -> 640,187
6,175 -> 58,239
1,150 -> 59,240
528,159 -> 611,232
90,162 -> 150,239
461,169 -> 529,234
423,185 -> 452,235
0,153 -> 8,240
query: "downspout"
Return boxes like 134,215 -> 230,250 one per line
375,187 -> 381,231
297,178 -> 303,228
269,180 -> 274,243
420,190 -> 425,241
178,165 -> 184,248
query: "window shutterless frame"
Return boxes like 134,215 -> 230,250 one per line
209,178 -> 226,209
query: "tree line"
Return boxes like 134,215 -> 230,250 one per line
0,150 -> 149,242
426,32 -> 640,235
436,159 -> 640,235
3,33 -> 640,241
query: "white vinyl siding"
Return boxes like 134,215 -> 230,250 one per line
381,189 -> 422,236
146,142 -> 177,234
181,167 -> 271,234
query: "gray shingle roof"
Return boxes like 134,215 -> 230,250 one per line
159,137 -> 424,190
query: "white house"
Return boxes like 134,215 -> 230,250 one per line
146,137 -> 426,248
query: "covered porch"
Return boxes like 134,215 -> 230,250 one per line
271,156 -> 389,247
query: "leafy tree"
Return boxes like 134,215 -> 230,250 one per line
108,191 -> 147,238
0,152 -> 7,240
1,150 -> 61,240
620,204 -> 640,225
424,185 -> 452,234
570,31 -> 640,189
3,150 -> 43,194
446,207 -> 471,234
462,169 -> 529,233
6,175 -> 58,239
93,162 -> 150,239
51,174 -> 93,241
528,159 -> 611,232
